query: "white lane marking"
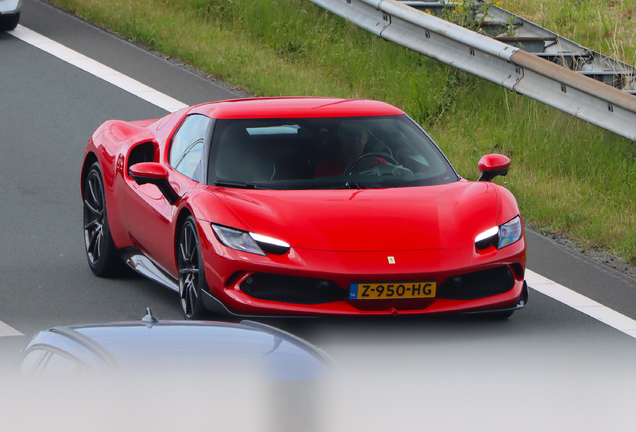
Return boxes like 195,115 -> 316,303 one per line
7,25 -> 188,113
0,321 -> 24,337
527,269 -> 636,339
6,25 -> 636,341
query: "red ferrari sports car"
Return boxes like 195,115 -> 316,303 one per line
82,97 -> 527,319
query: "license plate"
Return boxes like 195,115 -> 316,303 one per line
349,281 -> 436,300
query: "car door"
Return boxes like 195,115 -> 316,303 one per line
124,114 -> 213,275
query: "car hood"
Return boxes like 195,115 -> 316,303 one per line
213,181 -> 499,252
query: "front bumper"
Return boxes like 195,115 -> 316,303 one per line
199,222 -> 527,316
202,279 -> 528,317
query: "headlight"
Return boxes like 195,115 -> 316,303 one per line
211,224 -> 290,255
475,226 -> 499,250
475,215 -> 522,250
498,216 -> 522,248
250,233 -> 291,255
212,224 -> 264,255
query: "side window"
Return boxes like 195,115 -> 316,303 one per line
170,115 -> 212,181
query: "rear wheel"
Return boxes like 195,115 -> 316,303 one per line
178,217 -> 208,320
83,162 -> 124,276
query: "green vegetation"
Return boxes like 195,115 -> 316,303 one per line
47,0 -> 636,264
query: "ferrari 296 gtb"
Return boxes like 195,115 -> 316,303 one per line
81,97 -> 527,319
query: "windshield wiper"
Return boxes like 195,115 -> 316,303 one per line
356,182 -> 386,189
318,182 -> 357,190
319,182 -> 386,190
214,180 -> 276,190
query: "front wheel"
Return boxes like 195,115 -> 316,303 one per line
178,216 -> 208,320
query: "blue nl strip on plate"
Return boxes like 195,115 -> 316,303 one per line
349,284 -> 359,300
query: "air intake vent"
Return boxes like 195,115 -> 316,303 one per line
437,266 -> 515,300
241,273 -> 347,305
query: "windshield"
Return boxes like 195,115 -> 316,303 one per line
208,115 -> 459,190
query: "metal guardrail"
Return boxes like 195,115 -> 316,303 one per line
404,1 -> 636,95
307,0 -> 636,142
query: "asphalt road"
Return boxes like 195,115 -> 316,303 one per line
2,1 -> 636,429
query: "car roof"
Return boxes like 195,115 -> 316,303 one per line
190,97 -> 405,119
67,320 -> 333,364
23,320 -> 338,380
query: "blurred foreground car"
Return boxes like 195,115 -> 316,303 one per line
0,0 -> 21,31
18,309 -> 337,380
82,97 -> 527,319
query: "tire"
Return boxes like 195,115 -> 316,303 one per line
0,12 -> 20,31
178,216 -> 208,320
83,162 -> 125,277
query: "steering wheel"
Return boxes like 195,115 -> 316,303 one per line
344,152 -> 400,175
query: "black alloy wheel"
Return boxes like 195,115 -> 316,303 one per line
178,216 -> 208,320
83,162 -> 124,276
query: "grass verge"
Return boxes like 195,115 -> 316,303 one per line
46,0 -> 636,264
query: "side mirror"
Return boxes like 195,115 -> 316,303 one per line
129,162 -> 179,204
477,154 -> 510,182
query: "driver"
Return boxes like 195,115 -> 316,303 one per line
314,122 -> 387,178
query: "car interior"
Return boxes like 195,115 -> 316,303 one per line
209,116 -> 457,188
